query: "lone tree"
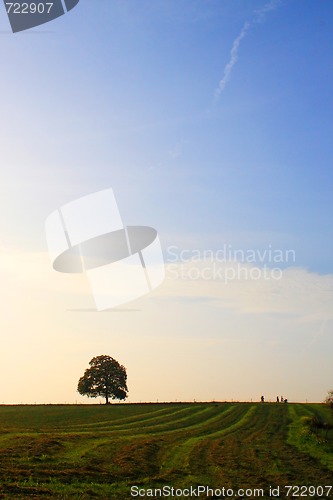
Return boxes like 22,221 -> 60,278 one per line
77,355 -> 128,404
325,389 -> 333,413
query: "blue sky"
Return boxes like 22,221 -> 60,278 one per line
0,0 -> 332,403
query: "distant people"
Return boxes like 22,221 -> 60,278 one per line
281,396 -> 284,402
261,395 -> 265,402
276,396 -> 279,403
284,398 -> 288,403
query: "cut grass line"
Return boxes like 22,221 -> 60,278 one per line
116,403 -> 236,438
287,404 -> 333,471
0,404 -> 179,432
0,403 -> 331,498
112,404 -> 226,435
70,404 -> 209,432
59,405 -> 233,461
57,405 -> 232,440
60,405 -> 194,431
52,405 -> 236,463
162,404 -> 257,473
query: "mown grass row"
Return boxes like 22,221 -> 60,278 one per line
287,403 -> 333,471
0,403 -> 332,499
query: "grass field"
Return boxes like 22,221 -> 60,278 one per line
0,402 -> 332,499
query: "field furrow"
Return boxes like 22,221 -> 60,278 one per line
0,403 -> 331,499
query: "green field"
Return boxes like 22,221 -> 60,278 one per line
0,402 -> 332,499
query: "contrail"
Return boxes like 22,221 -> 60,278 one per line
214,0 -> 281,102
254,0 -> 282,23
214,21 -> 250,101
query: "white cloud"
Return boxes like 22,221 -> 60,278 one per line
160,261 -> 333,325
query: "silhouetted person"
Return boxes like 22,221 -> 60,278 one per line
261,395 -> 265,402
276,396 -> 279,403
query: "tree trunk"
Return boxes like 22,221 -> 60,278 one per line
105,393 -> 109,405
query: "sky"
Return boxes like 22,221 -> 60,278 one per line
0,0 -> 332,404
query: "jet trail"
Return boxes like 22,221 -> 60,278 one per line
214,21 -> 250,101
214,0 -> 281,103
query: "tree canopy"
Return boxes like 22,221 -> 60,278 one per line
325,389 -> 333,412
77,355 -> 128,404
